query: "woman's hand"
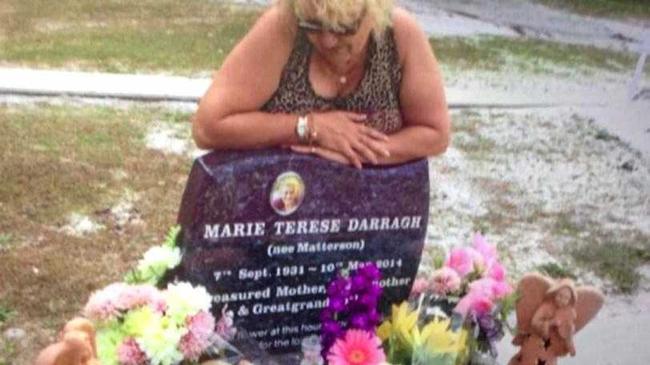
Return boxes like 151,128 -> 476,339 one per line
309,111 -> 390,168
290,145 -> 351,166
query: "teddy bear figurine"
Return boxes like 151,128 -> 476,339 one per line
34,317 -> 100,365
509,273 -> 604,365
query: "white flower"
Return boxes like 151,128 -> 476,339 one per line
136,313 -> 185,365
164,282 -> 212,324
140,245 -> 181,272
130,245 -> 182,284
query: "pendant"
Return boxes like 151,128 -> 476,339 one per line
339,76 -> 347,85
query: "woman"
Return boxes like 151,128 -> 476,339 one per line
193,0 -> 450,169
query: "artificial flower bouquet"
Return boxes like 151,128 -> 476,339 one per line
82,226 -> 240,365
320,233 -> 515,365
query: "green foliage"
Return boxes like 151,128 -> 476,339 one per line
0,0 -> 259,74
0,304 -> 13,324
571,242 -> 650,293
537,262 -> 577,280
498,292 -> 518,334
164,225 -> 181,248
125,226 -> 182,285
535,0 -> 650,19
412,350 -> 457,365
432,35 -> 637,75
0,234 -> 12,249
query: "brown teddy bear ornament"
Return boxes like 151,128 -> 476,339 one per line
34,317 -> 100,365
509,273 -> 604,365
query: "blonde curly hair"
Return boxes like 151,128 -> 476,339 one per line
277,0 -> 394,40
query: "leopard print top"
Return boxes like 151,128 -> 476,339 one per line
261,29 -> 403,134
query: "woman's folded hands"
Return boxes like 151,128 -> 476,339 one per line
290,110 -> 390,169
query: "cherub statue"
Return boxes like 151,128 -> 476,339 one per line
509,273 -> 604,365
34,317 -> 100,365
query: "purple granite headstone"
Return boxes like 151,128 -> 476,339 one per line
174,149 -> 429,355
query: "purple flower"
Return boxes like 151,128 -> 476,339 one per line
328,296 -> 346,312
320,308 -> 335,322
358,264 -> 381,281
358,293 -> 377,308
327,277 -> 350,297
350,275 -> 369,294
322,319 -> 343,337
321,264 -> 383,359
367,283 -> 382,297
349,313 -> 370,329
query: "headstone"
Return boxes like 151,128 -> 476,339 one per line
173,149 -> 429,356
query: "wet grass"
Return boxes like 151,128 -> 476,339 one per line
535,0 -> 650,20
1,0 -> 644,77
0,0 -> 259,75
0,104 -> 192,363
549,212 -> 650,293
537,262 -> 577,280
432,35 -> 643,75
571,238 -> 650,293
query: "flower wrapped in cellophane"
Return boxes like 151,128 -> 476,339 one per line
82,226 -> 240,365
377,300 -> 469,365
83,280 -> 238,365
409,233 -> 516,363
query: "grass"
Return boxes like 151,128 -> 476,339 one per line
0,234 -> 12,249
431,35 -> 642,75
535,0 -> 650,19
0,304 -> 13,324
571,239 -> 650,293
537,262 -> 577,280
0,0 -> 645,77
0,0 -> 259,75
549,212 -> 649,293
0,104 -> 192,363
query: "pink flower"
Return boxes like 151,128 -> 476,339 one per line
215,307 -> 237,341
83,283 -> 128,321
491,280 -> 513,299
410,278 -> 429,297
429,267 -> 461,296
116,285 -> 165,312
487,262 -> 506,282
470,278 -> 512,299
473,233 -> 497,266
327,329 -> 386,365
117,338 -> 147,365
445,248 -> 474,277
180,311 -> 216,360
454,291 -> 494,318
84,283 -> 167,321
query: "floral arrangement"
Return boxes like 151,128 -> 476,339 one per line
124,226 -> 182,285
377,301 -> 469,365
319,233 -> 515,365
411,233 -> 516,361
84,282 -> 220,365
83,226 -> 238,365
320,263 -> 386,364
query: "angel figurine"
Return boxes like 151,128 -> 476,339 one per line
34,317 -> 100,365
509,273 -> 604,365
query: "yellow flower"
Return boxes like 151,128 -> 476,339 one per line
376,302 -> 419,347
418,318 -> 468,355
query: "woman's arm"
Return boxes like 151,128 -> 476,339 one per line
193,6 -> 389,167
384,8 -> 451,162
296,9 -> 450,166
193,7 -> 299,150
